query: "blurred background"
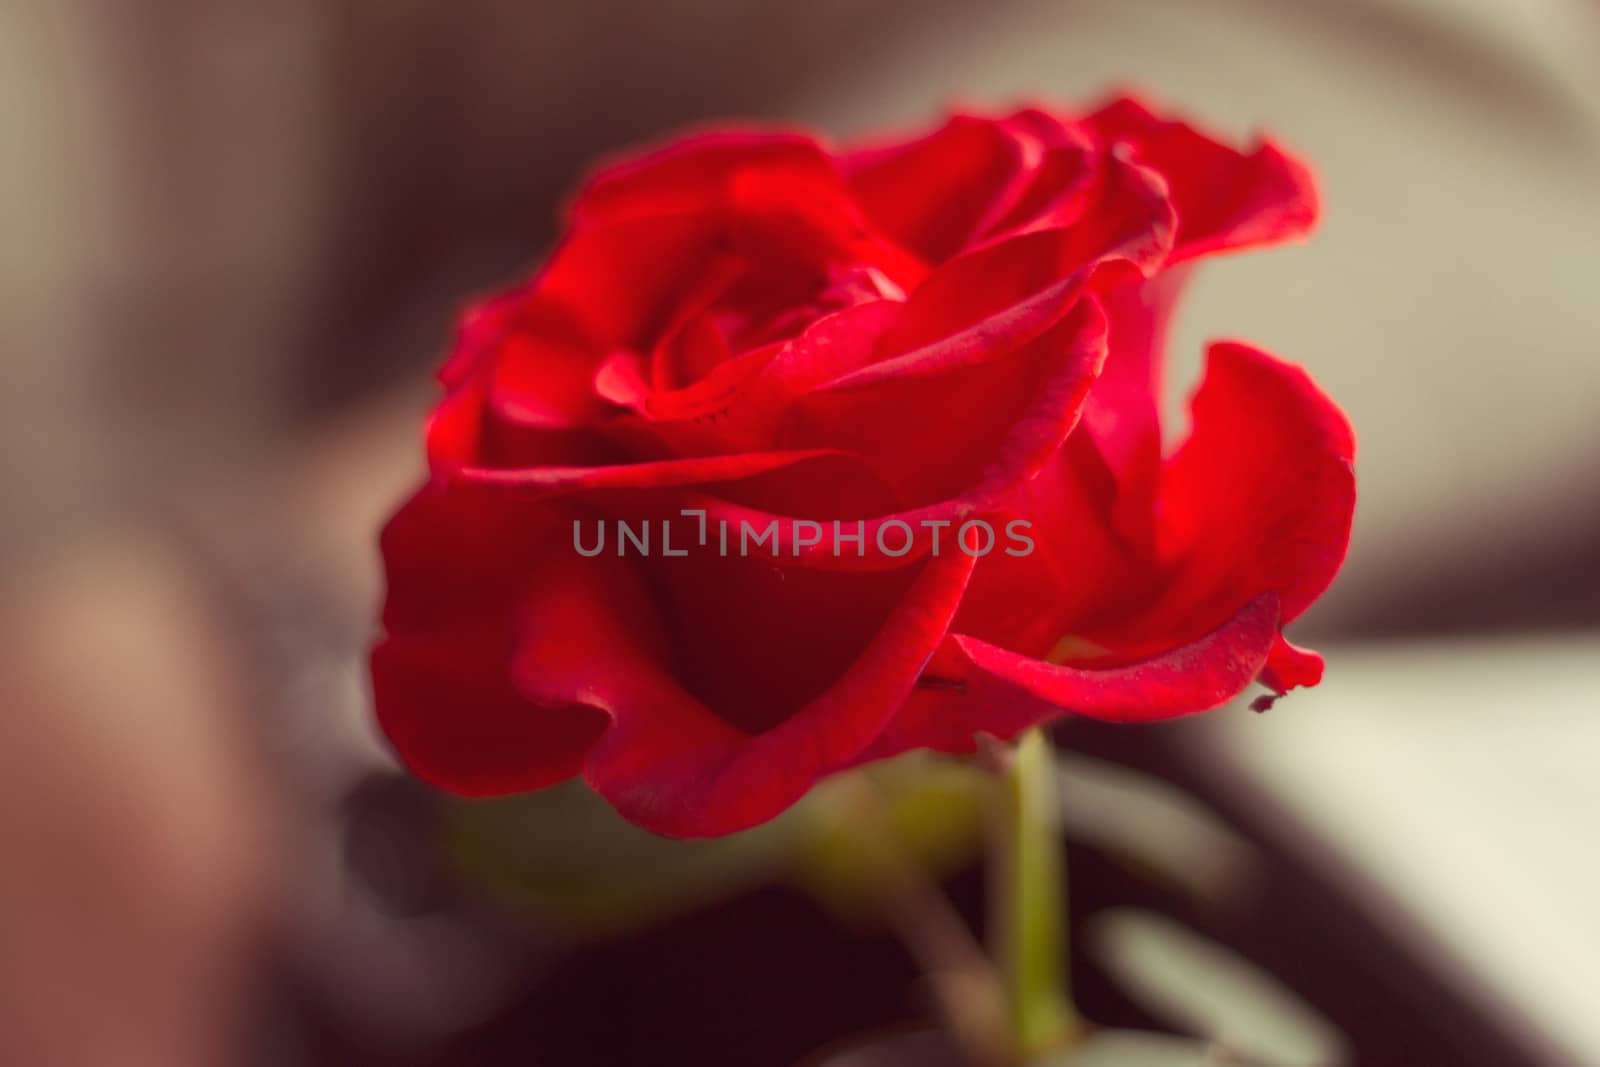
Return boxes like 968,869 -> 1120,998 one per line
2,1 -> 1597,1065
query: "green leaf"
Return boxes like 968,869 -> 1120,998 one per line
1084,909 -> 1348,1067
794,752 -> 987,919
445,751 -> 988,938
1054,752 -> 1258,908
444,779 -> 797,936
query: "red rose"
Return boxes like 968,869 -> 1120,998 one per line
372,96 -> 1354,837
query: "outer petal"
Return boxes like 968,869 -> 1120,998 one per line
974,109 -> 1098,240
863,593 -> 1282,759
508,549 -> 978,838
1080,341 -> 1355,696
1153,341 -> 1356,628
915,339 -> 1352,753
427,356 -> 494,470
1016,94 -> 1320,557
371,638 -> 608,795
373,474 -> 977,838
569,130 -> 842,223
372,482 -> 613,794
1262,635 -> 1325,695
533,211 -> 726,355
1071,94 -> 1319,548
378,477 -> 541,641
943,425 -> 1145,658
450,448 -> 845,497
842,114 -> 1039,263
569,128 -> 923,288
1085,96 -> 1319,264
1071,266 -> 1191,550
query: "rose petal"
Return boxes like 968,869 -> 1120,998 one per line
505,550 -> 977,837
779,297 -> 1109,512
426,359 -> 493,470
843,114 -> 1038,262
976,109 -> 1098,239
371,638 -> 609,795
1072,265 -> 1192,549
1068,342 -> 1354,696
570,130 -> 841,224
1085,96 -> 1319,264
449,448 -> 847,498
570,128 -> 923,289
373,485 -> 613,794
1152,341 -> 1356,629
540,212 -> 727,353
644,549 -> 924,735
654,296 -> 1106,571
861,592 -> 1282,760
944,431 -> 1144,657
590,300 -> 903,461
1261,634 -> 1325,694
874,147 -> 1173,358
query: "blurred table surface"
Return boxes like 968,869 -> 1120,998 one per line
1193,636 -> 1600,1067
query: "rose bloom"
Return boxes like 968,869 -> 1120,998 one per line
372,97 -> 1355,837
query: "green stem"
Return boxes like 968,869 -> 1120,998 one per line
847,778 -> 1011,1066
988,727 -> 1078,1059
